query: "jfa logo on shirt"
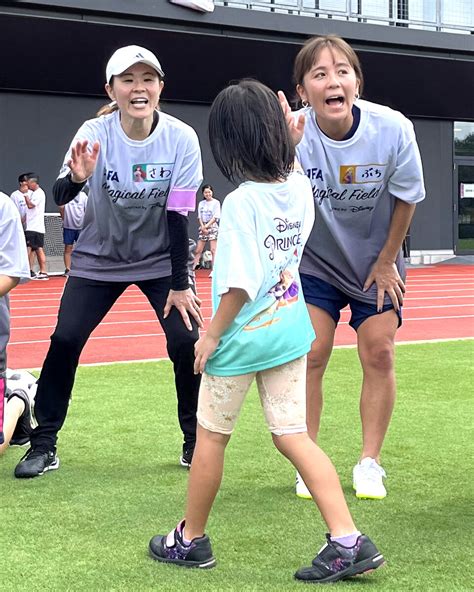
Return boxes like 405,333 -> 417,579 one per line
132,163 -> 173,183
340,164 -> 387,184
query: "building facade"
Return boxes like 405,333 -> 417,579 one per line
0,0 -> 473,258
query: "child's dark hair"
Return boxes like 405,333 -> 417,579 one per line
18,173 -> 30,184
208,79 -> 295,184
201,184 -> 213,194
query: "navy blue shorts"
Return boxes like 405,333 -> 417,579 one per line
300,274 -> 402,332
63,228 -> 81,245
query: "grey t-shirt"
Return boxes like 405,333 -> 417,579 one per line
296,99 -> 425,304
57,111 -> 202,282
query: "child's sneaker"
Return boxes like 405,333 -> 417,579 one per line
296,471 -> 312,499
149,520 -> 216,569
353,457 -> 387,499
7,380 -> 37,446
295,533 -> 384,583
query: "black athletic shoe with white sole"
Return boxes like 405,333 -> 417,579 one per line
149,519 -> 216,569
295,534 -> 384,583
179,443 -> 195,468
14,448 -> 59,478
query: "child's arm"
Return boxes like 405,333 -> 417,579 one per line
194,288 -> 248,374
0,275 -> 20,298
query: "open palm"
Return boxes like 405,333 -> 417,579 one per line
67,140 -> 100,183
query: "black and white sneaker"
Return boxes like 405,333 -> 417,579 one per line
7,373 -> 37,446
14,448 -> 59,478
179,443 -> 195,468
149,519 -> 216,569
295,534 -> 384,583
8,390 -> 33,446
32,272 -> 49,281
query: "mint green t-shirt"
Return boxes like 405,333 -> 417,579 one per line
205,172 -> 315,377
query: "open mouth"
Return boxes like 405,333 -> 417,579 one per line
325,95 -> 344,106
130,98 -> 149,106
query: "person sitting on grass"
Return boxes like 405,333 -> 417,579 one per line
0,191 -> 31,447
1,370 -> 38,455
148,80 -> 385,584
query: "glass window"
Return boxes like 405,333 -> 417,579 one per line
454,122 -> 474,157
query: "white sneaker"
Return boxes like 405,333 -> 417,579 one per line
353,457 -> 387,499
296,472 -> 312,499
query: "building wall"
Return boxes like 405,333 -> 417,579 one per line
0,92 -> 456,251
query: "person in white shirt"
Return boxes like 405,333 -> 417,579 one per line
279,35 -> 425,500
193,184 -> 220,270
10,173 -> 30,229
59,189 -> 88,274
24,174 -> 49,280
149,80 -> 384,584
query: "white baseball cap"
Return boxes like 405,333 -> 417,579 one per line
106,45 -> 165,83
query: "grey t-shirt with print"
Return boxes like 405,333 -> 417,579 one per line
296,99 -> 425,304
57,111 -> 202,282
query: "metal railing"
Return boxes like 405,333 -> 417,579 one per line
215,1 -> 474,34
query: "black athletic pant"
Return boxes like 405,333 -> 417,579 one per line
30,276 -> 200,452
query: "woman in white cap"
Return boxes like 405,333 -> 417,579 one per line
15,45 -> 204,479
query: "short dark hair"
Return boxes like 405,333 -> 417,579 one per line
18,173 -> 30,184
208,79 -> 295,184
201,184 -> 213,194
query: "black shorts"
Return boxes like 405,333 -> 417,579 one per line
25,231 -> 44,250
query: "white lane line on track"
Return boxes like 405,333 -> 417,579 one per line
8,315 -> 474,346
10,300 -> 474,320
11,304 -> 474,331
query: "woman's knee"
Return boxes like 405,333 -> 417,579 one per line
50,327 -> 84,356
307,341 -> 332,373
360,340 -> 395,372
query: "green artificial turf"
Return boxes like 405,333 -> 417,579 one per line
2,340 -> 473,591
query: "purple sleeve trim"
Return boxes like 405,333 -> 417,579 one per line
167,188 -> 196,212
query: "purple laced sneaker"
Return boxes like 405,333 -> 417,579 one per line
149,519 -> 216,569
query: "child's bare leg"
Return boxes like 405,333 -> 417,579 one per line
184,423 -> 230,540
0,397 -> 25,455
273,432 -> 356,536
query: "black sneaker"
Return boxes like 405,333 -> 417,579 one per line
14,448 -> 60,478
8,389 -> 33,446
295,534 -> 384,583
149,520 -> 216,569
179,443 -> 195,468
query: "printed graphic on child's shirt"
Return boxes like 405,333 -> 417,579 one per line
245,251 -> 300,332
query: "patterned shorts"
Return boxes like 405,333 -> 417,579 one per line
198,224 -> 218,242
197,356 -> 307,436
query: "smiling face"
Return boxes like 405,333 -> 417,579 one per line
105,62 -> 164,129
297,46 -> 360,140
203,187 -> 213,200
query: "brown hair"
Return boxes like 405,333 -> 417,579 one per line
294,35 -> 364,96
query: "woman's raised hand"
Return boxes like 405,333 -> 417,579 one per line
278,91 -> 306,146
67,140 -> 100,183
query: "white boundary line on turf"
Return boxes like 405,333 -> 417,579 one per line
21,337 -> 473,371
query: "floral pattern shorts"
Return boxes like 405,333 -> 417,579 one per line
197,356 -> 307,436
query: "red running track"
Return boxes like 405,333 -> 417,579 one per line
7,265 -> 474,369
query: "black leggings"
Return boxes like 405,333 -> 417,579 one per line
31,276 -> 200,451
